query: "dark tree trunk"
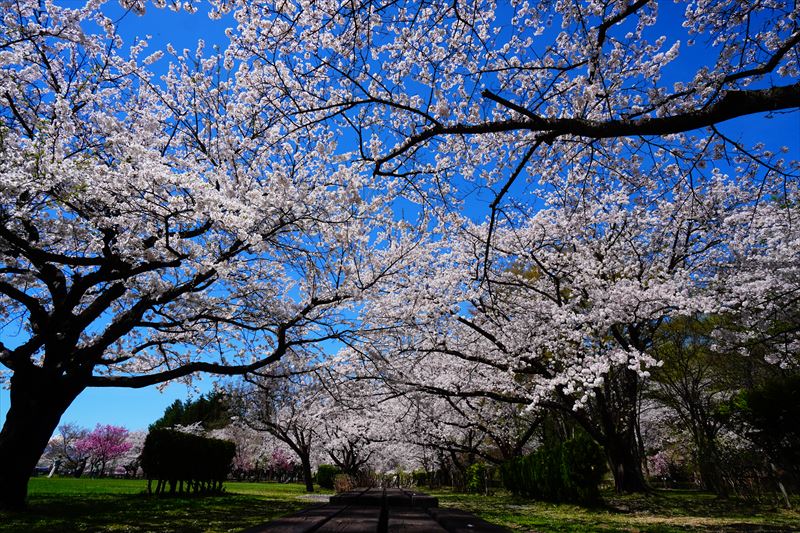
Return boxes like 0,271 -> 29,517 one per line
72,458 -> 87,478
604,431 -> 648,493
0,367 -> 84,510
567,366 -> 649,494
300,452 -> 314,493
697,455 -> 725,495
695,436 -> 727,496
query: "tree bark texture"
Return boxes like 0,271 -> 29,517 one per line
300,453 -> 314,493
0,368 -> 84,509
604,430 -> 649,493
572,367 -> 649,493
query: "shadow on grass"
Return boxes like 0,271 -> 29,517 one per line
603,488 -> 790,517
0,492 -> 309,533
431,488 -> 800,533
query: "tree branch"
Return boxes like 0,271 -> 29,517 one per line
375,82 -> 800,172
86,349 -> 287,389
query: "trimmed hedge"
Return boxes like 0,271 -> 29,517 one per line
316,464 -> 340,489
411,469 -> 428,487
141,429 -> 236,495
501,432 -> 606,503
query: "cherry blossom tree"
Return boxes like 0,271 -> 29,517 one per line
317,357 -> 540,482
402,395 -> 540,467
221,0 -> 798,207
118,429 -> 147,478
215,0 -> 797,492
353,382 -> 537,468
207,422 -> 266,480
320,416 -> 375,478
229,358 -> 330,492
42,422 -> 90,477
352,168 -> 799,491
0,0 -> 412,508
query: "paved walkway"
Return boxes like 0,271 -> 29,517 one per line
242,487 -> 509,532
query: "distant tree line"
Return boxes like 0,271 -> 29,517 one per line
150,392 -> 233,432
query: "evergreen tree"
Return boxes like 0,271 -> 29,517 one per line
150,392 -> 232,431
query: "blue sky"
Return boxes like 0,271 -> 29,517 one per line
2,1 -> 798,432
0,381 -> 212,432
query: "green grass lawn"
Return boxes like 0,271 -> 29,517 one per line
0,478 -> 333,533
429,488 -> 800,532
1,478 -> 799,532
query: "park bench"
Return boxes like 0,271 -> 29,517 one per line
243,487 -> 508,533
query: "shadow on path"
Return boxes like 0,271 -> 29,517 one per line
243,487 -> 509,532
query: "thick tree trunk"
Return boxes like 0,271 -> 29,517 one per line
0,368 -> 83,510
599,366 -> 649,493
697,455 -> 726,495
565,369 -> 649,493
569,393 -> 649,492
300,452 -> 314,493
695,436 -> 727,496
604,431 -> 648,493
73,458 -> 87,478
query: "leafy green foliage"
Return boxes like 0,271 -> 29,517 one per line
501,432 -> 606,503
465,462 -> 487,493
411,469 -> 428,487
315,464 -> 340,490
149,392 -> 232,431
731,373 -> 800,484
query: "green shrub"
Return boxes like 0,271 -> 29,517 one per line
560,432 -> 607,502
316,464 -> 340,489
501,432 -> 606,503
466,462 -> 487,493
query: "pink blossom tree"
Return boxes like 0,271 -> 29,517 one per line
74,424 -> 133,477
269,447 -> 295,479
